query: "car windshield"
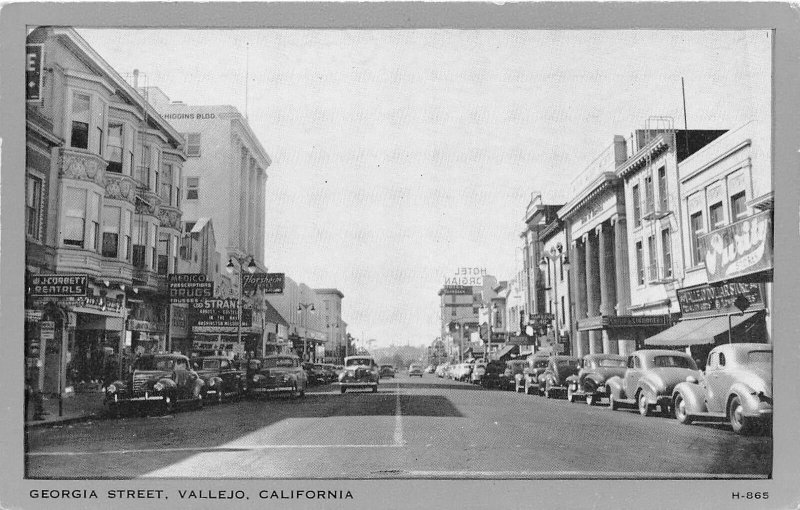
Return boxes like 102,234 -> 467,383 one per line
747,351 -> 772,364
134,357 -> 178,371
557,359 -> 578,367
652,355 -> 696,369
263,358 -> 297,368
410,365 -> 421,370
381,365 -> 394,369
598,359 -> 626,368
346,358 -> 373,366
201,359 -> 221,369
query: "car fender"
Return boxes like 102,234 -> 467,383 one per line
157,378 -> 177,389
606,376 -> 625,400
672,382 -> 707,414
728,382 -> 762,416
583,375 -> 604,392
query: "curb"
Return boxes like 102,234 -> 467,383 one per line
25,412 -> 107,430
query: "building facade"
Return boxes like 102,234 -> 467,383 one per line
538,216 -> 572,355
265,276 -> 327,362
315,288 -> 346,363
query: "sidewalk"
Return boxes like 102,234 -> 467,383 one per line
25,388 -> 107,428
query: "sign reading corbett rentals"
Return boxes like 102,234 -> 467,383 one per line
242,273 -> 285,294
26,44 -> 43,102
699,210 -> 773,283
676,282 -> 765,316
168,273 -> 214,303
27,274 -> 87,297
190,299 -> 252,328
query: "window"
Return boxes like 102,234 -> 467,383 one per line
644,175 -> 654,214
129,150 -> 135,176
88,192 -> 100,251
186,177 -> 199,200
132,219 -> 147,268
647,235 -> 657,281
172,235 -> 178,274
122,210 -> 132,261
26,174 -> 43,240
62,187 -> 87,247
158,233 -> 169,275
136,145 -> 151,186
94,104 -> 105,155
690,211 -> 705,265
451,307 -> 457,317
560,295 -> 565,326
709,202 -> 724,230
731,191 -> 747,221
718,352 -> 726,367
186,133 -> 201,157
559,255 -> 564,281
661,228 -> 672,278
473,307 -> 479,314
161,163 -> 173,204
635,240 -> 644,285
632,184 -> 641,226
184,221 -> 196,233
70,93 -> 90,149
106,124 -> 123,173
102,206 -> 121,258
658,166 -> 667,211
153,151 -> 160,194
150,225 -> 157,271
546,258 -> 551,287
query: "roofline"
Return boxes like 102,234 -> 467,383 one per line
314,288 -> 345,299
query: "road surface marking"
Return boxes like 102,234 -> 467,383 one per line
403,470 -> 768,479
27,444 -> 402,457
394,381 -> 403,446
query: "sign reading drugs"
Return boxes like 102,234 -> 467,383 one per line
168,273 -> 214,303
26,44 -> 43,102
699,211 -> 773,283
27,274 -> 87,297
191,298 -> 252,328
242,273 -> 285,294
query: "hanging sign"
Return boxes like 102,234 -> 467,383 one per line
168,273 -> 214,303
190,298 -> 252,328
27,273 -> 87,297
40,321 -> 55,341
699,211 -> 773,283
242,273 -> 285,294
26,44 -> 43,102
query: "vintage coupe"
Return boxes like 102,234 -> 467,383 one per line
672,343 -> 772,434
192,355 -> 246,403
606,349 -> 702,417
408,363 -> 424,377
338,356 -> 380,393
480,361 -> 507,390
539,355 -> 581,398
379,365 -> 397,379
502,359 -> 527,392
470,361 -> 487,384
248,354 -> 308,398
522,355 -> 550,395
565,354 -> 627,405
105,353 -> 204,415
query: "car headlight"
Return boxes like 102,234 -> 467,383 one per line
208,379 -> 215,387
253,375 -> 260,383
106,384 -> 116,394
153,382 -> 164,392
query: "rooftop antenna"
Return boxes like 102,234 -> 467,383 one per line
245,42 -> 249,120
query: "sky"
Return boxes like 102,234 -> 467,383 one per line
79,29 -> 771,349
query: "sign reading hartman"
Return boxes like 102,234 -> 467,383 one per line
444,267 -> 487,286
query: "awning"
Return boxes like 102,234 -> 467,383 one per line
645,312 -> 760,346
494,344 -> 519,360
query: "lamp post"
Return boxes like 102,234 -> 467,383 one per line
539,242 -> 570,353
226,255 -> 257,350
297,302 -> 315,361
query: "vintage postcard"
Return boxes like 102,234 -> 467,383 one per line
2,2 -> 798,509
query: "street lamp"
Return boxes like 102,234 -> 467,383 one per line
539,242 -> 570,352
480,303 -> 498,361
297,302 -> 315,361
226,256 -> 257,350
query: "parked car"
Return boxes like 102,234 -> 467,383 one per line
606,349 -> 702,417
502,359 -> 527,392
480,361 -> 507,390
379,365 -> 396,378
424,365 -> 435,374
672,343 -> 772,434
522,355 -> 550,394
303,362 -> 327,385
565,354 -> 627,405
105,353 -> 204,415
539,356 -> 581,398
338,355 -> 380,393
435,362 -> 450,378
452,363 -> 473,382
408,363 -> 424,377
470,361 -> 487,384
192,355 -> 247,403
320,364 -> 338,383
248,354 -> 308,398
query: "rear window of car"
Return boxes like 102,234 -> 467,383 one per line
346,358 -> 373,366
410,365 -> 421,370
201,359 -> 221,370
135,357 -> 176,371
264,358 -> 297,368
652,355 -> 697,369
747,351 -> 772,364
557,359 -> 578,367
598,359 -> 626,368
381,365 -> 394,369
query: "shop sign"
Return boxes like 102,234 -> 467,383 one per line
40,321 -> 55,341
606,315 -> 670,328
442,285 -> 471,295
25,309 -> 43,322
27,273 -> 87,297
191,298 -> 252,328
676,282 -> 765,316
62,295 -> 125,314
171,306 -> 188,329
507,335 -> 536,346
699,211 -> 773,283
26,44 -> 43,102
168,273 -> 214,303
242,273 -> 285,294
444,267 -> 487,286
127,319 -> 166,332
528,313 -> 555,327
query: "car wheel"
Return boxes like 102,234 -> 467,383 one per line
728,395 -> 754,434
290,383 -> 299,399
340,386 -> 346,394
637,391 -> 651,417
608,392 -> 619,411
163,394 -> 176,414
674,394 -> 692,425
544,382 -> 552,399
586,393 -> 596,406
567,386 -> 575,403
217,389 -> 224,405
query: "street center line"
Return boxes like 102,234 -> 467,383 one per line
393,381 -> 403,446
27,444 -> 402,457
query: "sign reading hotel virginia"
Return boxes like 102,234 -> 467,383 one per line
699,210 -> 773,283
242,272 -> 285,294
191,298 -> 252,328
676,281 -> 765,316
27,273 -> 88,297
168,273 -> 214,303
25,44 -> 43,102
444,267 -> 487,286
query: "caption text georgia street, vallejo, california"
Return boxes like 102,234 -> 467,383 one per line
29,489 -> 355,501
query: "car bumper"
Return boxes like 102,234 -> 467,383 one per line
128,393 -> 165,402
338,381 -> 377,387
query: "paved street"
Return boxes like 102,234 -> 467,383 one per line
26,372 -> 770,479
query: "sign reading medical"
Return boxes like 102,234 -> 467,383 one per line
168,273 -> 214,303
444,267 -> 487,286
242,273 -> 285,294
676,282 -> 765,316
27,274 -> 87,297
191,299 -> 252,328
26,44 -> 43,102
699,210 -> 773,283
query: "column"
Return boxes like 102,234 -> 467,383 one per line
584,232 -> 602,354
257,171 -> 265,259
597,222 -> 617,354
613,215 -> 633,354
572,238 -> 588,358
248,160 -> 256,254
238,146 -> 248,250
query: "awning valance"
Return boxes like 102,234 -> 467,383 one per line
645,312 -> 760,346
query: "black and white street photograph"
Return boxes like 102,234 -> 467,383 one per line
5,4 -> 798,507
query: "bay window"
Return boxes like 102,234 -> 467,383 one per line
150,224 -> 157,271
161,163 -> 173,205
690,211 -> 705,266
106,123 -> 124,173
102,206 -> 121,258
157,233 -> 170,275
122,210 -> 132,261
132,219 -> 147,268
70,93 -> 90,149
88,192 -> 100,251
26,174 -> 43,240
